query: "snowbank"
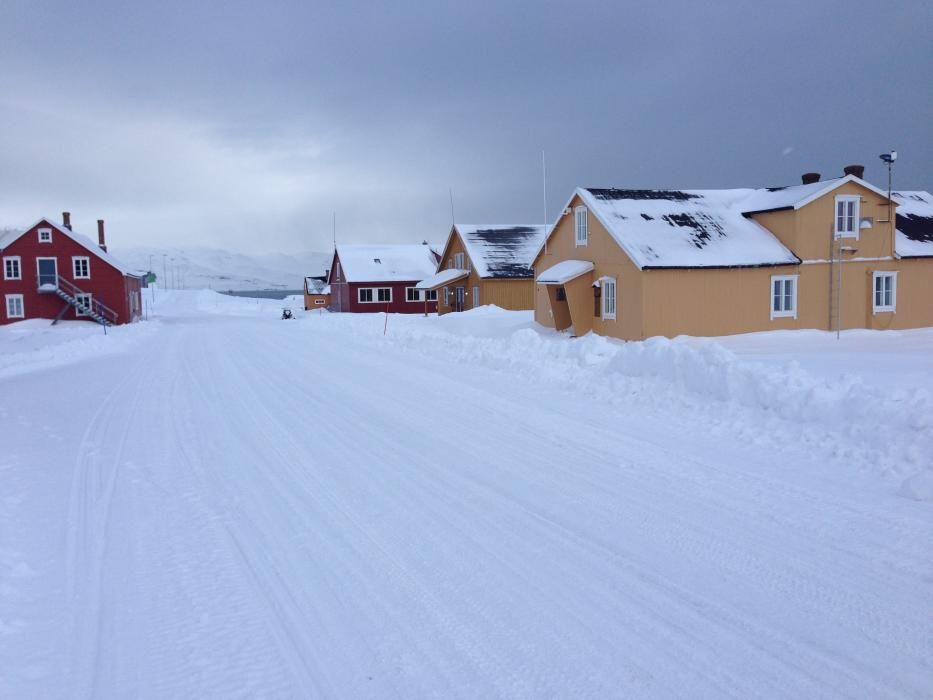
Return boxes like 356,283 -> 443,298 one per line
354,308 -> 933,481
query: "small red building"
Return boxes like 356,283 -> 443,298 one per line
327,244 -> 440,313
0,213 -> 145,326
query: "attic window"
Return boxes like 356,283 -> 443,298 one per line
835,196 -> 860,239
38,228 -> 52,243
574,207 -> 588,246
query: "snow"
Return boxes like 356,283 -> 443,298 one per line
576,188 -> 800,269
415,267 -> 468,289
536,259 -> 594,284
335,244 -> 438,283
891,190 -> 933,257
109,246 -> 332,291
737,174 -> 890,214
1,294 -> 932,698
305,277 -> 327,294
453,224 -> 547,278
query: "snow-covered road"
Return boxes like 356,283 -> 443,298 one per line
2,293 -> 931,699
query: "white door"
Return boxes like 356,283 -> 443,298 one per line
472,286 -> 480,308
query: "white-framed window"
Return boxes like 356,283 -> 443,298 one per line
574,206 -> 588,246
872,272 -> 896,313
5,294 -> 24,318
443,286 -> 449,306
334,263 -> 341,282
834,195 -> 860,238
770,275 -> 798,319
75,293 -> 93,317
3,256 -> 21,280
472,286 -> 480,308
358,287 -> 391,303
405,287 -> 421,302
314,299 -> 325,305
72,256 -> 91,279
424,289 -> 437,302
38,228 -> 52,243
453,252 -> 465,269
601,277 -> 616,320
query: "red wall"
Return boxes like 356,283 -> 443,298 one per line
0,220 -> 141,325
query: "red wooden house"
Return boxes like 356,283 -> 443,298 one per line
0,213 -> 145,327
327,244 -> 440,313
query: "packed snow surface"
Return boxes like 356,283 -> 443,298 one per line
1,294 -> 931,699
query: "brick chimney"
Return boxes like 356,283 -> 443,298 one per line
97,219 -> 107,252
843,164 -> 865,179
62,211 -> 72,230
801,172 -> 820,185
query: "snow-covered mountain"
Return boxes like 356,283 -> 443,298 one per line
108,247 -> 332,291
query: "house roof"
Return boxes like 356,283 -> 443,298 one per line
737,174 -> 890,215
536,259 -> 595,285
453,224 -> 548,278
416,268 -> 468,290
334,244 -> 438,283
0,218 -> 140,276
572,187 -> 800,270
891,190 -> 933,258
305,277 -> 329,294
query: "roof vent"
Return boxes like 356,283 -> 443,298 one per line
801,172 -> 820,185
843,164 -> 865,179
373,258 -> 381,264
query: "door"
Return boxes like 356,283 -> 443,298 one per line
455,286 -> 465,312
37,258 -> 58,287
472,286 -> 480,308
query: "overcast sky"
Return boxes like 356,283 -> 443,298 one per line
1,0 -> 930,254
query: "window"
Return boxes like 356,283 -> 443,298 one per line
75,293 -> 93,317
406,287 -> 421,302
601,277 -> 616,320
453,252 -> 465,269
834,195 -> 860,238
335,263 -> 341,282
424,289 -> 437,302
556,287 -> 566,302
473,286 -> 480,308
38,228 -> 52,243
3,256 -> 21,280
314,299 -> 325,305
771,275 -> 798,319
358,287 -> 391,303
873,272 -> 896,313
574,206 -> 588,246
5,294 -> 24,318
443,286 -> 450,306
72,256 -> 91,279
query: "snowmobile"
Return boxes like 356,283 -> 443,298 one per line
281,308 -> 294,320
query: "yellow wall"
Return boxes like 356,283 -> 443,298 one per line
303,292 -> 330,310
435,228 -> 535,314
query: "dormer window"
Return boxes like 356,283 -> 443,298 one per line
834,196 -> 860,238
38,228 -> 53,243
574,207 -> 588,246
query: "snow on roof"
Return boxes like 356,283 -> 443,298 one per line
0,218 -> 140,276
335,244 -> 439,283
455,224 -> 548,278
305,277 -> 328,294
536,259 -> 594,285
738,174 -> 890,215
416,268 -> 468,290
577,188 -> 800,269
892,191 -> 933,258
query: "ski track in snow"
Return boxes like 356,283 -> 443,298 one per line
1,293 -> 931,699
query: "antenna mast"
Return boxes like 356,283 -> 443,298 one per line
449,187 -> 456,227
542,150 -> 548,255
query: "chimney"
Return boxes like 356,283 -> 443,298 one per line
97,219 -> 107,252
843,164 -> 865,179
801,172 -> 820,185
62,211 -> 72,230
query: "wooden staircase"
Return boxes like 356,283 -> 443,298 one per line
38,276 -> 118,327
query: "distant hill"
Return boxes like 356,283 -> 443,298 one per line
108,247 -> 332,291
